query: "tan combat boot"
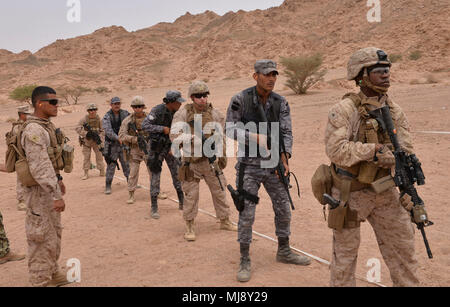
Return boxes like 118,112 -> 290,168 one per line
17,201 -> 27,211
158,192 -> 168,200
47,270 -> 73,287
99,169 -> 106,177
127,191 -> 135,204
81,170 -> 89,180
220,217 -> 238,231
276,237 -> 311,266
184,220 -> 196,242
0,251 -> 26,265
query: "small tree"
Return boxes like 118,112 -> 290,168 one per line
280,54 -> 326,95
9,84 -> 37,105
58,86 -> 91,105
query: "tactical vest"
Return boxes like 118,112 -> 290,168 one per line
333,93 -> 394,190
84,115 -> 101,132
240,86 -> 282,158
127,113 -> 149,138
107,110 -> 124,135
149,104 -> 174,137
185,103 -> 215,162
22,118 -> 66,171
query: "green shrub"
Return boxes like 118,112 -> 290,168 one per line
390,54 -> 402,63
280,54 -> 326,95
9,84 -> 37,105
409,50 -> 422,61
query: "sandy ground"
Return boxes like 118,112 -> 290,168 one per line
0,76 -> 449,287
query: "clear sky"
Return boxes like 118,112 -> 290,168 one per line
0,0 -> 285,53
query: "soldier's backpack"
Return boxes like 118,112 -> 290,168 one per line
4,123 -> 22,173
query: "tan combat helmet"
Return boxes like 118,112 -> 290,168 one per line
188,81 -> 210,97
17,106 -> 31,114
86,103 -> 98,111
347,47 -> 392,81
131,96 -> 146,108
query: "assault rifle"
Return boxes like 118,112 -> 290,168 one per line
128,122 -> 148,155
190,120 -> 224,191
102,140 -> 120,171
370,105 -> 433,259
83,123 -> 103,152
147,134 -> 171,173
256,103 -> 299,210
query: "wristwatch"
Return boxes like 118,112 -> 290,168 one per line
56,174 -> 63,181
373,146 -> 385,162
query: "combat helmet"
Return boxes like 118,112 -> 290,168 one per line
86,103 -> 98,111
130,96 -> 146,108
347,47 -> 392,81
188,81 -> 210,97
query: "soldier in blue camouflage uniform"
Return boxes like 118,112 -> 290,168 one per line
226,60 -> 311,282
142,91 -> 185,218
102,97 -> 130,194
0,163 -> 26,265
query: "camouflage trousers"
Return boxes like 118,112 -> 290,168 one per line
149,151 -> 182,198
16,176 -> 25,202
25,186 -> 62,287
128,149 -> 150,192
330,187 -> 419,287
182,159 -> 230,221
105,143 -> 130,183
82,144 -> 105,172
236,163 -> 292,244
0,210 -> 10,258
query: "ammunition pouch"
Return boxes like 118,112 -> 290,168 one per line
311,164 -> 333,205
16,157 -> 38,187
4,131 -> 18,173
62,144 -> 75,173
178,162 -> 195,182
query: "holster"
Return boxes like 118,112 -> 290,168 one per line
328,164 -> 362,231
178,162 -> 195,182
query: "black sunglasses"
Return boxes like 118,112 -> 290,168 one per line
132,105 -> 145,109
40,99 -> 59,106
193,93 -> 209,99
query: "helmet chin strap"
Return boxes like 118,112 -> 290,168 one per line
361,68 -> 389,94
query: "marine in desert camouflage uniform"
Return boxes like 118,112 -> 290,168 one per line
170,81 -> 237,242
226,60 -> 311,283
75,103 -> 105,180
0,163 -> 26,265
118,96 -> 151,207
20,86 -> 72,287
325,47 -> 419,287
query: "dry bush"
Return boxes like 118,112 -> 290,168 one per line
390,54 -> 402,63
280,54 -> 327,95
409,50 -> 422,61
426,74 -> 439,84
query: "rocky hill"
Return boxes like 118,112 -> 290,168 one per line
0,0 -> 448,101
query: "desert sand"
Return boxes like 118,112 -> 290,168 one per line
0,0 -> 449,287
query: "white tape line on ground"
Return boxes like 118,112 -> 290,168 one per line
414,131 -> 450,135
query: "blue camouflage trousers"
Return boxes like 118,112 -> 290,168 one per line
0,211 -> 10,258
105,142 -> 130,183
236,163 -> 292,244
149,151 -> 182,198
